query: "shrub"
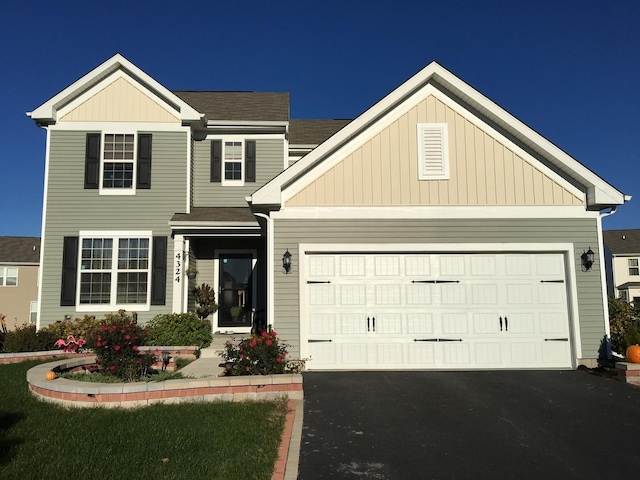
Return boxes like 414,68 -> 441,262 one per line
609,297 -> 640,354
221,330 -> 288,375
85,310 -> 153,382
41,315 -> 100,341
145,312 -> 212,348
624,323 -> 640,350
2,323 -> 57,353
193,284 -> 218,320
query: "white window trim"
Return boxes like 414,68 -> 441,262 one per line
222,139 -> 245,186
30,301 -> 38,323
99,129 -> 138,196
629,258 -> 639,276
76,230 -> 153,312
0,267 -> 18,287
417,123 -> 450,180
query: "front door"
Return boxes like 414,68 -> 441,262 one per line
218,253 -> 254,328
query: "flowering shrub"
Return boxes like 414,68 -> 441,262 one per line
221,330 -> 289,375
85,310 -> 153,382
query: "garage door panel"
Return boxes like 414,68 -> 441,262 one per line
306,251 -> 572,371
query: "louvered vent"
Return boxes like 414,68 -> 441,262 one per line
417,124 -> 449,180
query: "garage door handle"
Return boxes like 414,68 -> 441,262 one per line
412,280 -> 460,284
367,317 -> 370,332
414,338 -> 462,342
372,316 -> 376,332
309,339 -> 333,343
307,280 -> 331,284
499,316 -> 503,331
540,280 -> 564,283
505,316 -> 508,332
544,338 -> 568,342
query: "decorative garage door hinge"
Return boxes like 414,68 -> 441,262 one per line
411,280 -> 460,284
544,338 -> 569,341
414,338 -> 463,342
540,280 -> 564,283
307,280 -> 332,284
308,339 -> 333,343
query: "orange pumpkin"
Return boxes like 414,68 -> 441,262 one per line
45,371 -> 56,381
626,345 -> 640,364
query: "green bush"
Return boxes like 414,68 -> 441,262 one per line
609,297 -> 640,354
145,312 -> 212,348
624,323 -> 640,351
85,310 -> 153,382
41,315 -> 100,342
221,330 -> 288,375
2,324 -> 57,353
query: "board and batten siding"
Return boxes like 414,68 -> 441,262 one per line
286,95 -> 583,207
40,130 -> 189,327
192,138 -> 285,207
272,217 -> 603,360
59,77 -> 180,123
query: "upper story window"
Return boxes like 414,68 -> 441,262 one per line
103,134 -> 135,189
224,141 -> 243,182
77,234 -> 151,310
417,123 -> 450,180
629,258 -> 639,276
85,133 -> 152,194
0,267 -> 18,286
210,139 -> 256,185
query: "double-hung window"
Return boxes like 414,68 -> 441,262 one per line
629,258 -> 639,276
0,267 -> 18,286
210,139 -> 256,185
102,133 -> 135,190
224,141 -> 243,183
78,233 -> 151,310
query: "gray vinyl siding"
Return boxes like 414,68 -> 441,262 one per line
273,217 -> 604,360
192,138 -> 285,207
40,130 -> 189,327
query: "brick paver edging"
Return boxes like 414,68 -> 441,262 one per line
27,357 -> 303,408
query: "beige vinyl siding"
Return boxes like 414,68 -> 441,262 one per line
273,217 -> 603,360
39,130 -> 189,327
0,264 -> 38,330
59,77 -> 180,123
192,138 -> 285,207
287,95 -> 583,207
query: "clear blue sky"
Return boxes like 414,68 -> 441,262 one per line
1,0 -> 638,237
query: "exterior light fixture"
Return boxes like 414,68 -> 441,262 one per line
581,247 -> 594,272
282,249 -> 292,274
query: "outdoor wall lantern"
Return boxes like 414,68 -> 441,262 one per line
282,249 -> 292,274
581,247 -> 594,272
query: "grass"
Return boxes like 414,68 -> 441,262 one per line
0,360 -> 287,480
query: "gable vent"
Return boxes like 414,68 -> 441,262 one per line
417,123 -> 449,180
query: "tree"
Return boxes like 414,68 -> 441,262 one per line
193,283 -> 218,320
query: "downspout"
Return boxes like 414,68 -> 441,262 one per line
253,212 -> 274,330
597,207 -> 618,358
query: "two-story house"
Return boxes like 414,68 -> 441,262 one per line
603,229 -> 640,304
0,236 -> 40,330
29,54 -> 628,370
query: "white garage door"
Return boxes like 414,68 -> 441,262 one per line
305,252 -> 572,370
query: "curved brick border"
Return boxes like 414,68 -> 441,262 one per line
27,357 -> 303,408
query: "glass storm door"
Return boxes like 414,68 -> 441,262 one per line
218,253 -> 253,328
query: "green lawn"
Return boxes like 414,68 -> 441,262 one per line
0,360 -> 287,480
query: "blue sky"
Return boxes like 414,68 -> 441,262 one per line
1,0 -> 638,237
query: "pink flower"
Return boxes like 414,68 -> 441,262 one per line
246,367 -> 250,371
132,345 -> 138,351
114,345 -> 121,351
271,331 -> 277,338
261,331 -> 268,337
276,357 -> 282,363
125,335 -> 131,340
266,340 -> 272,347
109,365 -> 115,371
250,339 -> 257,347
96,342 -> 102,348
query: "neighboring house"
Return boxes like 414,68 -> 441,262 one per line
28,54 -> 628,370
603,229 -> 640,303
0,237 -> 40,330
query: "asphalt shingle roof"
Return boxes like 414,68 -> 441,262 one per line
0,237 -> 40,264
173,91 -> 290,122
603,229 -> 640,255
171,207 -> 257,224
289,119 -> 352,145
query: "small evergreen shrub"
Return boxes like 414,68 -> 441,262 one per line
42,315 -> 100,341
85,310 -> 153,382
2,324 -> 57,353
193,284 -> 218,320
145,312 -> 212,348
609,297 -> 640,354
221,330 -> 288,375
624,323 -> 640,351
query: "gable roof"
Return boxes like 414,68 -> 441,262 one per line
28,54 -> 202,126
251,61 -> 628,210
289,119 -> 352,145
0,237 -> 40,264
173,91 -> 290,122
603,230 -> 640,255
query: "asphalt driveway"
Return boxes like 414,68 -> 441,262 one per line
298,370 -> 640,479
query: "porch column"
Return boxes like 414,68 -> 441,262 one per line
172,234 -> 185,312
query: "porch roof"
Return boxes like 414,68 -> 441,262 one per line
617,282 -> 640,290
169,207 -> 260,229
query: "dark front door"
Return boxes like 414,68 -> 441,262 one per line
219,253 -> 253,328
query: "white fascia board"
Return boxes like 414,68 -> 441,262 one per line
270,205 -> 597,220
29,53 -> 202,125
430,68 -> 626,207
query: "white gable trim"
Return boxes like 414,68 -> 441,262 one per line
251,62 -> 624,209
56,70 -> 180,121
28,54 -> 202,125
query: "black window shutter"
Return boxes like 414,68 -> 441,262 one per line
84,133 -> 100,189
61,236 -> 79,306
151,236 -> 167,305
245,140 -> 256,182
137,134 -> 152,189
210,140 -> 222,182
